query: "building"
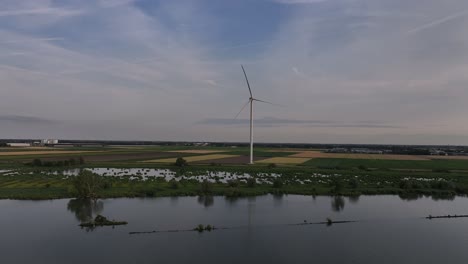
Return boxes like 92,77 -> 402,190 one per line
41,139 -> 59,145
6,143 -> 31,147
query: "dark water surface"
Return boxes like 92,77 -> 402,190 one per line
1,195 -> 468,264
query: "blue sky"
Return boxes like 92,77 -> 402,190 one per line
2,0 -> 468,144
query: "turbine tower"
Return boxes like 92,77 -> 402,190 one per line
236,65 -> 274,164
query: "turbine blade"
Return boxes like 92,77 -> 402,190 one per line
241,65 -> 253,98
234,100 -> 251,119
253,98 -> 284,107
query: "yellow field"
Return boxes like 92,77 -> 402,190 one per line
143,154 -> 239,163
0,151 -> 99,156
289,151 -> 429,160
168,150 -> 227,154
257,157 -> 311,164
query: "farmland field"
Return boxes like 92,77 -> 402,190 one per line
1,145 -> 468,199
142,154 -> 239,163
303,158 -> 468,170
290,151 -> 429,160
0,150 -> 100,156
257,157 -> 311,164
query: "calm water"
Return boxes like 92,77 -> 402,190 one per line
1,195 -> 468,264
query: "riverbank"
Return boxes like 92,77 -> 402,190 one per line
0,164 -> 466,200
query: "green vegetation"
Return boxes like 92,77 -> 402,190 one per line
72,170 -> 106,199
194,224 -> 214,232
304,158 -> 468,171
1,145 -> 468,200
79,215 -> 127,227
175,157 -> 188,167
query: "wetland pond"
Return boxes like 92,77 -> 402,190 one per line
2,194 -> 468,263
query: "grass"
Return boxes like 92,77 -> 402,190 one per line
303,158 -> 468,170
1,164 -> 468,200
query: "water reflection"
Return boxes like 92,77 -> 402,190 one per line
331,196 -> 345,212
431,194 -> 456,201
67,199 -> 104,223
273,194 -> 284,207
225,196 -> 239,207
198,195 -> 214,208
348,195 -> 360,204
398,193 -> 423,201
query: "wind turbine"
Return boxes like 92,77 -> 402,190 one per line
235,65 -> 275,164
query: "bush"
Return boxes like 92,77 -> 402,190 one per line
169,179 -> 179,189
79,157 -> 85,165
358,165 -> 367,170
247,178 -> 256,188
200,180 -> 212,194
268,163 -> 277,168
273,179 -> 283,188
175,157 -> 188,167
349,178 -> 359,189
227,180 -> 239,188
330,177 -> 343,193
32,159 -> 42,167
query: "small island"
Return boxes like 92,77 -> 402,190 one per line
79,215 -> 128,228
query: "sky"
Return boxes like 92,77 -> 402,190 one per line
1,0 -> 468,145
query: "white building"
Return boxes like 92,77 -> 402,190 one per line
41,139 -> 59,145
6,143 -> 31,147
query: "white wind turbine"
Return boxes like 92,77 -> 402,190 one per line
235,65 -> 275,164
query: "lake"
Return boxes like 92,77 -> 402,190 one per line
1,195 -> 468,263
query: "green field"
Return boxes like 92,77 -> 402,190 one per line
304,158 -> 468,171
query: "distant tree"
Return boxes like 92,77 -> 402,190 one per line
69,158 -> 76,166
175,157 -> 187,167
72,170 -> 103,199
79,157 -> 85,165
32,158 -> 42,167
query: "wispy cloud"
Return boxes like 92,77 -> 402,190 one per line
0,115 -> 59,124
198,117 -> 403,128
273,0 -> 328,4
407,9 -> 468,34
0,7 -> 83,17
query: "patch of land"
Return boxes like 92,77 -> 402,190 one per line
143,154 -> 240,163
0,150 -> 100,156
192,155 -> 269,164
290,151 -> 429,160
257,157 -> 311,164
168,150 -> 227,154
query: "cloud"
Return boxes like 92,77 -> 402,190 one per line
0,115 -> 59,124
273,0 -> 328,4
197,117 -> 402,128
407,9 -> 468,34
0,7 -> 83,17
1,0 -> 468,144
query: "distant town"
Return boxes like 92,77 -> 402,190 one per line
1,139 -> 468,157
